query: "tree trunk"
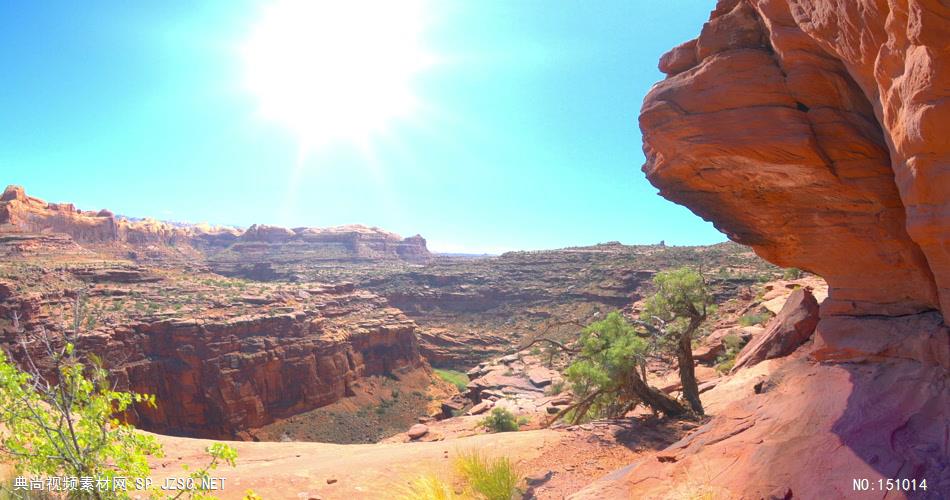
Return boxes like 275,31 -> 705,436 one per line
628,370 -> 687,417
677,319 -> 704,415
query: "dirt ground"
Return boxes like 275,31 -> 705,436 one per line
147,416 -> 690,500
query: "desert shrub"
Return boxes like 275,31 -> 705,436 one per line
544,379 -> 566,396
722,333 -> 744,352
714,334 -> 748,374
433,369 -> 469,392
0,345 -> 162,490
478,407 -> 526,433
455,452 -> 522,500
738,312 -> 771,327
782,267 -> 803,280
714,358 -> 735,374
398,474 -> 458,500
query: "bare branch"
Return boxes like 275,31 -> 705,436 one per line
518,337 -> 579,354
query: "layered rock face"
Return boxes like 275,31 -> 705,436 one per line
0,185 -> 241,249
0,185 -> 431,264
111,300 -> 424,438
0,259 -> 426,439
640,0 -> 950,317
209,224 -> 430,279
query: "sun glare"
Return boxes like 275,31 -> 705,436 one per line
241,0 -> 433,149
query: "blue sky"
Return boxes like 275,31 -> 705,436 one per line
0,1 -> 722,254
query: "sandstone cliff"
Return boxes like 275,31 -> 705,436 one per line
573,1 -> 950,497
115,299 -> 425,439
640,0 -> 949,318
209,224 -> 430,279
0,185 -> 241,250
0,257 -> 427,439
0,185 -> 431,264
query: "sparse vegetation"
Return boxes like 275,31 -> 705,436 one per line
399,474 -> 458,500
714,333 -> 746,374
400,452 -> 522,500
434,369 -> 469,392
782,267 -> 803,280
738,312 -> 771,327
544,379 -> 566,396
455,451 -> 522,500
478,407 -> 526,433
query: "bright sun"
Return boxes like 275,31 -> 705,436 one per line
241,0 -> 432,148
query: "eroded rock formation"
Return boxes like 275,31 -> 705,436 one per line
0,185 -> 431,264
210,224 -> 431,278
0,184 -> 241,249
0,257 -> 426,439
113,300 -> 425,438
731,287 -> 819,371
640,0 -> 950,318
573,1 -> 950,497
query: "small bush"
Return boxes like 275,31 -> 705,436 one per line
544,379 -> 566,396
455,452 -> 522,500
434,369 -> 469,392
714,333 -> 747,374
714,358 -> 736,374
738,312 -> 770,327
722,333 -> 743,352
478,407 -> 526,433
783,267 -> 803,280
399,474 -> 458,500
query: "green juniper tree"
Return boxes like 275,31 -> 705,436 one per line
553,311 -> 685,424
640,267 -> 711,415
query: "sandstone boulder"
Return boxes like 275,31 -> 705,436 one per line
732,289 -> 819,372
407,424 -> 429,440
526,366 -> 557,387
466,400 -> 493,416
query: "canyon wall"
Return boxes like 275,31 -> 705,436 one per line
640,0 -> 949,318
110,301 -> 424,438
0,184 -> 241,249
0,185 -> 431,263
0,260 -> 427,439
